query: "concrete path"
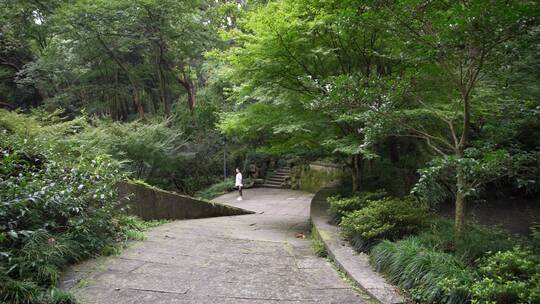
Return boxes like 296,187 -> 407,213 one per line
63,188 -> 368,303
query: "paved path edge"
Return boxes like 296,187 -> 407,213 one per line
310,188 -> 405,304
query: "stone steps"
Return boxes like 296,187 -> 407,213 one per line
261,166 -> 291,189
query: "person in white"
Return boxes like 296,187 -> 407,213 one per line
235,168 -> 243,201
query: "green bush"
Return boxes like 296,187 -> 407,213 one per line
195,178 -> 235,200
470,247 -> 540,304
339,197 -> 429,251
371,239 -> 473,304
70,118 -> 194,191
416,219 -> 519,265
327,190 -> 387,224
1,109 -> 224,195
370,220 -> 533,304
0,111 -> 161,303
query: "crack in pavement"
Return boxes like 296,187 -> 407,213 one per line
125,287 -> 190,295
213,295 -> 314,302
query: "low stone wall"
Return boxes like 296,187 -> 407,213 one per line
117,181 -> 254,221
310,187 -> 404,304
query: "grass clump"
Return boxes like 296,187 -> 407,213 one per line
310,229 -> 327,258
371,238 -> 473,304
370,220 -> 538,304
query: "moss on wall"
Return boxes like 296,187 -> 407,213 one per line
291,164 -> 345,193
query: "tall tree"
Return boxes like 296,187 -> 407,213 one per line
218,0 -> 538,240
373,0 -> 538,238
218,0 -> 395,191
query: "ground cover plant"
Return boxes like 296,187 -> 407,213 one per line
330,190 -> 539,304
371,238 -> 540,304
0,111 -> 163,303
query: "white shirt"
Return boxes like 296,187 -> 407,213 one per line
235,172 -> 243,187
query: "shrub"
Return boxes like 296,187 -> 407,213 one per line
371,239 -> 473,304
195,178 -> 235,200
416,219 -> 520,265
470,247 -> 540,304
70,118 -> 193,191
0,110 -> 140,303
327,190 -> 387,224
69,116 -> 233,194
370,220 -> 532,304
339,197 -> 429,251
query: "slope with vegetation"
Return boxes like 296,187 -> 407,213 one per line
1,0 -> 540,303
0,110 -> 170,303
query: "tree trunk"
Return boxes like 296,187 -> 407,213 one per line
158,64 -> 170,115
388,136 -> 400,163
350,154 -> 363,193
95,34 -> 144,119
186,82 -> 196,113
454,84 -> 471,241
134,92 -> 144,119
455,167 -> 466,241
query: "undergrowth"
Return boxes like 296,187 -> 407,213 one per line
0,111 -> 168,303
310,228 -> 327,258
195,178 -> 235,200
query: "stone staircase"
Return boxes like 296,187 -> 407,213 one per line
262,166 -> 291,188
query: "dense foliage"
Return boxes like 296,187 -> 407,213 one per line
0,0 -> 225,117
217,0 -> 540,240
372,240 -> 540,304
327,190 -> 387,224
339,197 -> 429,251
0,111 -> 137,303
1,0 -> 539,303
0,0 -> 247,195
470,247 -> 540,304
331,190 -> 539,304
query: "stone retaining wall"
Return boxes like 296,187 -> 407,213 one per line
292,163 -> 345,193
117,181 -> 253,221
310,187 -> 404,304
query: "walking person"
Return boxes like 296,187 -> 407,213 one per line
235,168 -> 243,201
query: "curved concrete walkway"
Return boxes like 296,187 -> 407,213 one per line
63,188 -> 368,303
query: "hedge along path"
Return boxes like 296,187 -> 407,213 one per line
61,188 -> 370,303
